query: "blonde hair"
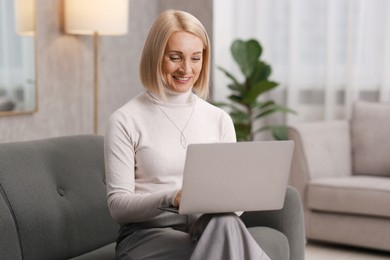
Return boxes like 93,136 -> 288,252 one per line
139,9 -> 211,99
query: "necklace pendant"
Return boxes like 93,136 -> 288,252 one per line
180,132 -> 187,149
153,94 -> 197,150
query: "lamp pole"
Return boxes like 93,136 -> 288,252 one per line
93,31 -> 99,134
64,0 -> 129,135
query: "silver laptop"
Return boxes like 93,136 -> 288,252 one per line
161,140 -> 294,215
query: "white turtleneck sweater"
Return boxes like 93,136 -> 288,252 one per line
104,89 -> 236,225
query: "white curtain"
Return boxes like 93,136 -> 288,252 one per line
213,0 -> 390,124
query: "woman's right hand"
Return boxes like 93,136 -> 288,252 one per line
174,190 -> 181,208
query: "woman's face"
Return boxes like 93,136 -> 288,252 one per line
162,31 -> 204,93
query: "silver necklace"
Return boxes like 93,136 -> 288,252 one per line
150,92 -> 197,149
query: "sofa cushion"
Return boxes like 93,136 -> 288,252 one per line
307,176 -> 390,218
351,101 -> 390,176
292,120 -> 352,180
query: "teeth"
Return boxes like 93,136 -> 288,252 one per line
175,76 -> 190,81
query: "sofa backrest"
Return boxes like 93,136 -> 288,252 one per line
0,135 -> 118,260
289,120 -> 352,181
351,101 -> 390,177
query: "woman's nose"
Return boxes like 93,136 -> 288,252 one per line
179,60 -> 191,74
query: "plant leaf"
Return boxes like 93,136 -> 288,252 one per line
234,123 -> 251,141
217,66 -> 240,86
228,83 -> 245,94
271,126 -> 289,140
254,100 -> 275,109
255,104 -> 296,118
252,125 -> 289,140
228,94 -> 245,105
248,61 -> 272,85
212,102 -> 231,108
230,111 -> 249,124
254,108 -> 278,119
229,104 -> 247,114
254,104 -> 295,119
243,81 -> 278,105
231,39 -> 262,78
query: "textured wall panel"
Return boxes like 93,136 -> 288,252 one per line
0,0 -> 212,143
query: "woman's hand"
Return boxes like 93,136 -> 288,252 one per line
174,190 -> 181,208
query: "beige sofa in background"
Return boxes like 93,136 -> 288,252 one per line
288,101 -> 390,252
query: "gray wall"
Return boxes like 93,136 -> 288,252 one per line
0,0 -> 212,143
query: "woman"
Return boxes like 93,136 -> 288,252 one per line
104,9 -> 270,260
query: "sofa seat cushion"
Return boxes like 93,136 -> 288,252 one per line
307,176 -> 390,218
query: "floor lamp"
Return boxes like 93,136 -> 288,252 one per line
64,0 -> 129,134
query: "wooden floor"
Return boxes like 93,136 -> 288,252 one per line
305,241 -> 390,260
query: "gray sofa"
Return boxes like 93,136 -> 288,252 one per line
288,101 -> 390,252
0,135 -> 305,260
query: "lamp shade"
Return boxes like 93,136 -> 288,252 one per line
64,0 -> 129,35
14,0 -> 35,36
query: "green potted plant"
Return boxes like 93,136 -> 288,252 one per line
216,39 -> 295,141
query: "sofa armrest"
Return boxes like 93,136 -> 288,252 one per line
240,186 -> 305,260
0,185 -> 22,260
287,126 -> 310,199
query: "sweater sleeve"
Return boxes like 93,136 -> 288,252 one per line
104,112 -> 177,224
221,109 -> 237,143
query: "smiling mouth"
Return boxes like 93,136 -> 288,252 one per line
173,76 -> 191,81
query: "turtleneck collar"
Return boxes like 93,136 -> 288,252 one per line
148,87 -> 195,105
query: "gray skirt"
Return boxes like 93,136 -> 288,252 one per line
116,212 -> 270,260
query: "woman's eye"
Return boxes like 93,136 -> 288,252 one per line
192,57 -> 201,62
170,56 -> 181,61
